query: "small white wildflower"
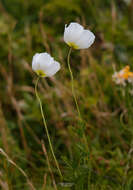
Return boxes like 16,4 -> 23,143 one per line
112,72 -> 126,86
64,22 -> 95,49
112,66 -> 133,86
32,53 -> 60,77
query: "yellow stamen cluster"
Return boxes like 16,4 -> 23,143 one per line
67,42 -> 79,49
117,66 -> 133,79
36,70 -> 46,77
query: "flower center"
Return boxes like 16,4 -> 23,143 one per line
36,70 -> 46,77
67,42 -> 79,49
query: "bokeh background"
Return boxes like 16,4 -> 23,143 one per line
1,0 -> 133,189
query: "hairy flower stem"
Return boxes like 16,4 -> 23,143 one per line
35,77 -> 63,180
67,48 -> 88,151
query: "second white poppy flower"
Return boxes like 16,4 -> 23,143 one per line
64,22 -> 95,49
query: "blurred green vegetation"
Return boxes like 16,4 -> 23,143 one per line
1,0 -> 133,189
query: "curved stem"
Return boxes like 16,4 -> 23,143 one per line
67,48 -> 88,149
35,77 -> 63,180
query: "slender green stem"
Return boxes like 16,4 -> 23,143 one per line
67,48 -> 91,189
67,48 -> 88,149
35,77 -> 63,180
67,48 -> 81,119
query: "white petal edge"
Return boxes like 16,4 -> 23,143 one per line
64,22 -> 84,44
32,53 -> 40,71
45,61 -> 61,77
37,53 -> 54,69
76,30 -> 95,49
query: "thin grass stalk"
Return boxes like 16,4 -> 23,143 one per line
42,140 -> 58,190
0,148 -> 35,190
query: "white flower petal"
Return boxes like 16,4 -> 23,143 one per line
32,53 -> 40,71
76,30 -> 95,49
64,22 -> 84,44
37,53 -> 54,68
45,61 -> 61,77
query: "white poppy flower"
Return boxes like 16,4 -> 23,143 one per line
32,52 -> 60,77
64,22 -> 95,49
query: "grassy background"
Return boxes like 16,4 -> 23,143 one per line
0,0 -> 133,189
